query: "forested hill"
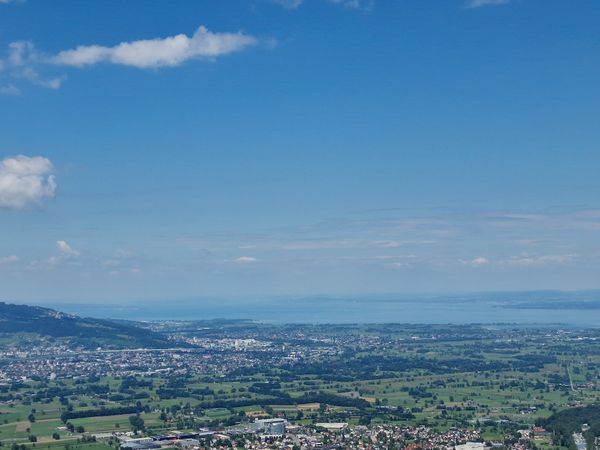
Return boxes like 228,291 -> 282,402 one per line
0,302 -> 176,349
539,404 -> 600,449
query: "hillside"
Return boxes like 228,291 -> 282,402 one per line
0,302 -> 177,349
540,404 -> 600,449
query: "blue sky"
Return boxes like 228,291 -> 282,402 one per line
1,0 -> 600,302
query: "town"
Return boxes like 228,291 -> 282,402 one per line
1,314 -> 599,450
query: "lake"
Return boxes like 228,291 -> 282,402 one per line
49,293 -> 600,326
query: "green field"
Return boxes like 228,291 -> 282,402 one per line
1,324 -> 598,449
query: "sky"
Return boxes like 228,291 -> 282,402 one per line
1,0 -> 600,303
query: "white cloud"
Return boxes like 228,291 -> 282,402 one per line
52,25 -> 257,69
460,257 -> 490,267
235,256 -> 257,264
56,240 -> 80,257
0,255 -> 18,265
0,155 -> 57,209
466,0 -> 511,8
1,25 -> 257,91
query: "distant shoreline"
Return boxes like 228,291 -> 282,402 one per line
25,292 -> 599,327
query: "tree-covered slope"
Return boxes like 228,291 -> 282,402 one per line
0,302 -> 176,349
539,404 -> 600,449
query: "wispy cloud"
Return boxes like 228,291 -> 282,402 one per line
56,240 -> 80,257
272,0 -> 372,10
271,0 -> 304,9
113,248 -> 134,259
336,255 -> 417,262
7,41 -> 37,66
0,84 -> 20,95
29,240 -> 80,270
52,25 -> 257,69
481,210 -> 600,232
101,248 -> 138,276
235,256 -> 257,264
388,262 -> 413,269
281,239 -> 433,250
460,257 -> 490,267
157,208 -> 600,279
17,66 -> 65,89
503,253 -> 577,267
0,41 -> 65,93
0,255 -> 19,265
465,0 -> 511,8
336,255 -> 416,269
328,0 -> 373,10
514,238 -> 554,246
0,155 -> 57,209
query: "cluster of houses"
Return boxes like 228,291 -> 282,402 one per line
106,421 -> 549,450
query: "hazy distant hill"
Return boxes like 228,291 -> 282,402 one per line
0,302 -> 176,349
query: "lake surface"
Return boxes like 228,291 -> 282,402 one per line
49,294 -> 600,327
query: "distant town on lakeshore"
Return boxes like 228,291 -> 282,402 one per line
0,301 -> 599,450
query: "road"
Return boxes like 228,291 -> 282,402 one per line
573,433 -> 587,450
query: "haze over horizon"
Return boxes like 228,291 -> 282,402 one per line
2,0 -> 600,303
